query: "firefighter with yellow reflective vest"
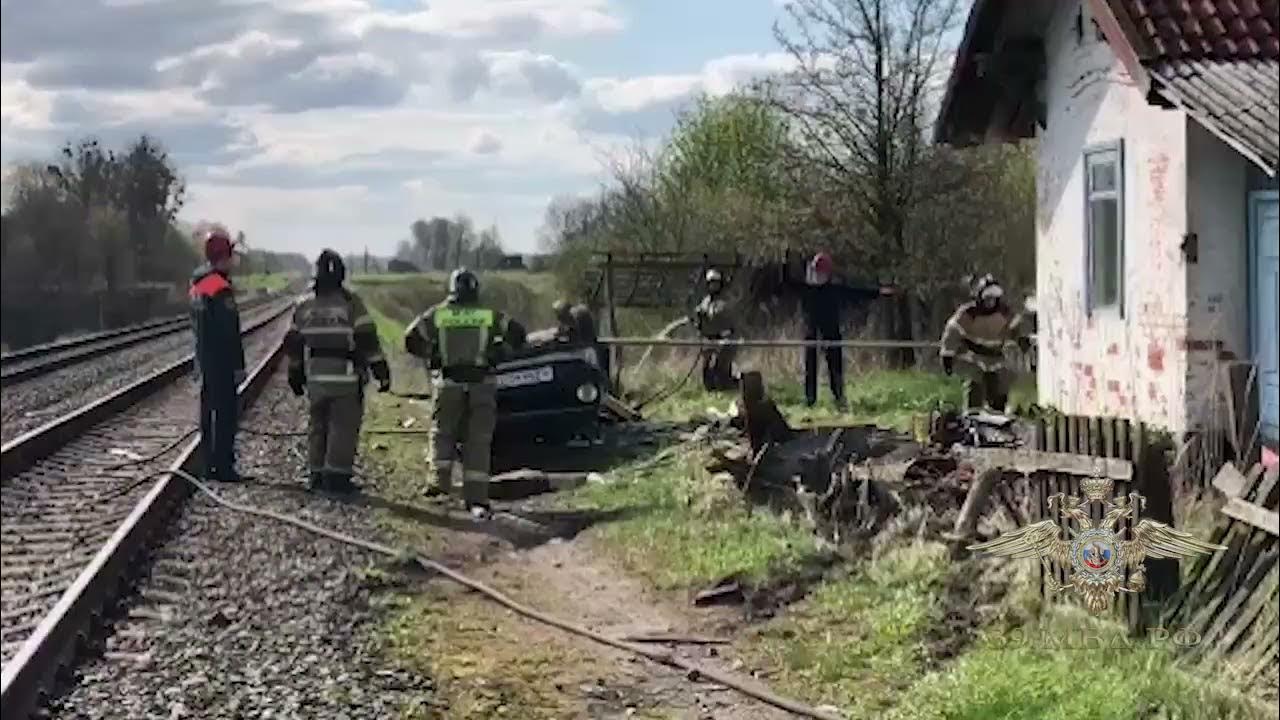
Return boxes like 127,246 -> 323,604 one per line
404,268 -> 526,520
939,274 -> 1032,412
284,250 -> 391,493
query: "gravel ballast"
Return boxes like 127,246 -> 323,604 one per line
40,370 -> 435,720
1,306 -> 288,444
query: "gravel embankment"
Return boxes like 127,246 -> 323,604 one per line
1,306 -> 287,444
41,370 -> 435,720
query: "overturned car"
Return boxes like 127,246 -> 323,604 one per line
493,306 -> 608,446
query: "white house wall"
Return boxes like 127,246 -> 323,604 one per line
1035,0 -> 1191,431
1185,122 -> 1250,432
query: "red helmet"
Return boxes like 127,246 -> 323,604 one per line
811,252 -> 834,276
202,226 -> 234,262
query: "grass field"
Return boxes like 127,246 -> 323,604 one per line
234,272 -> 299,292
355,271 -> 1270,720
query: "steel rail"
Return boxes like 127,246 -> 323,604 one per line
0,300 -> 293,483
0,307 -> 292,720
0,316 -> 185,367
0,295 -> 280,384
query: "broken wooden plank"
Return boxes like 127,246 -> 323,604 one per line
602,393 -> 643,422
1221,498 -> 1280,537
953,447 -> 1134,481
1213,464 -> 1252,499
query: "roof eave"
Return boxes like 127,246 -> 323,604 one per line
1149,76 -> 1279,178
933,0 -> 994,145
1087,0 -> 1152,94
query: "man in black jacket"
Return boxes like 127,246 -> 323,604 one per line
788,252 -> 897,409
189,225 -> 247,482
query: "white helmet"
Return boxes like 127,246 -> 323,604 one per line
705,268 -> 723,284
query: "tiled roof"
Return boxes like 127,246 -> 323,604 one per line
1150,58 -> 1280,171
1116,0 -> 1280,60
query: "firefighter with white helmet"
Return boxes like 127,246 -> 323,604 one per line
693,267 -> 738,391
404,268 -> 527,519
940,273 -> 1032,412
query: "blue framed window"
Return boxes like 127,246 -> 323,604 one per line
1084,141 -> 1125,315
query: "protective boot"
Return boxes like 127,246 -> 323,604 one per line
308,470 -> 329,492
327,470 -> 357,494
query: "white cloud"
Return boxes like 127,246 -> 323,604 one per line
1,79 -> 55,130
0,1 -> 794,255
353,0 -> 624,39
468,129 -> 504,155
574,51 -> 796,136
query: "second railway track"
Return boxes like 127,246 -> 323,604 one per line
0,299 -> 295,718
0,297 -> 285,445
0,294 -> 278,385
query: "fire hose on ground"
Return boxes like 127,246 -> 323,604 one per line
114,467 -> 846,720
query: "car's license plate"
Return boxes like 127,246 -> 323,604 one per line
497,365 -> 554,388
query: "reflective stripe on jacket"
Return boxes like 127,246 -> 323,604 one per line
284,288 -> 389,393
940,302 -> 1028,372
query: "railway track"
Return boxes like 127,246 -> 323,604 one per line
0,294 -> 278,385
0,299 -> 295,719
1,299 -> 289,445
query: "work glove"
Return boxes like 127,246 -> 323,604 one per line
378,378 -> 392,393
942,356 -> 955,376
233,369 -> 247,387
287,368 -> 306,396
1017,336 -> 1033,354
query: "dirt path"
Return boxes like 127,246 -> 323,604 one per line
422,518 -> 797,720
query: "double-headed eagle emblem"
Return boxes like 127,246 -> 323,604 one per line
968,476 -> 1224,614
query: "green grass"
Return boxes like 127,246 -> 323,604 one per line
740,541 -> 950,717
235,272 -> 297,292
352,272 -> 561,331
886,607 -> 1272,720
630,366 -> 964,432
566,446 -> 826,589
356,276 -> 1264,719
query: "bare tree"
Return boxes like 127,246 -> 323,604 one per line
769,0 -> 963,361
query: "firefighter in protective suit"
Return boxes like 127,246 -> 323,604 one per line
693,268 -> 738,391
939,274 -> 1032,412
285,250 -> 391,493
405,269 -> 526,519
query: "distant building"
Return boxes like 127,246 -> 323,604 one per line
936,0 -> 1278,444
498,255 -> 527,270
387,258 -> 421,274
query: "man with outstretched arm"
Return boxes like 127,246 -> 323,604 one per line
785,252 -> 897,409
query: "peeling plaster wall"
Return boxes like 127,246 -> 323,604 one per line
1186,123 -> 1249,432
1034,0 -> 1191,431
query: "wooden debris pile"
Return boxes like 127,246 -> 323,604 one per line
703,371 -> 981,541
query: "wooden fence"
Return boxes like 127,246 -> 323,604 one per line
1164,462 -> 1279,685
1028,415 -> 1176,634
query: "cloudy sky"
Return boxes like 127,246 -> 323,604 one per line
1,0 -> 797,257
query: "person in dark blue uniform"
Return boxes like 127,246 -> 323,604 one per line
190,225 -> 247,482
786,252 -> 897,409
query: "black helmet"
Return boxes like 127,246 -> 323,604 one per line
449,267 -> 480,302
315,249 -> 345,290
